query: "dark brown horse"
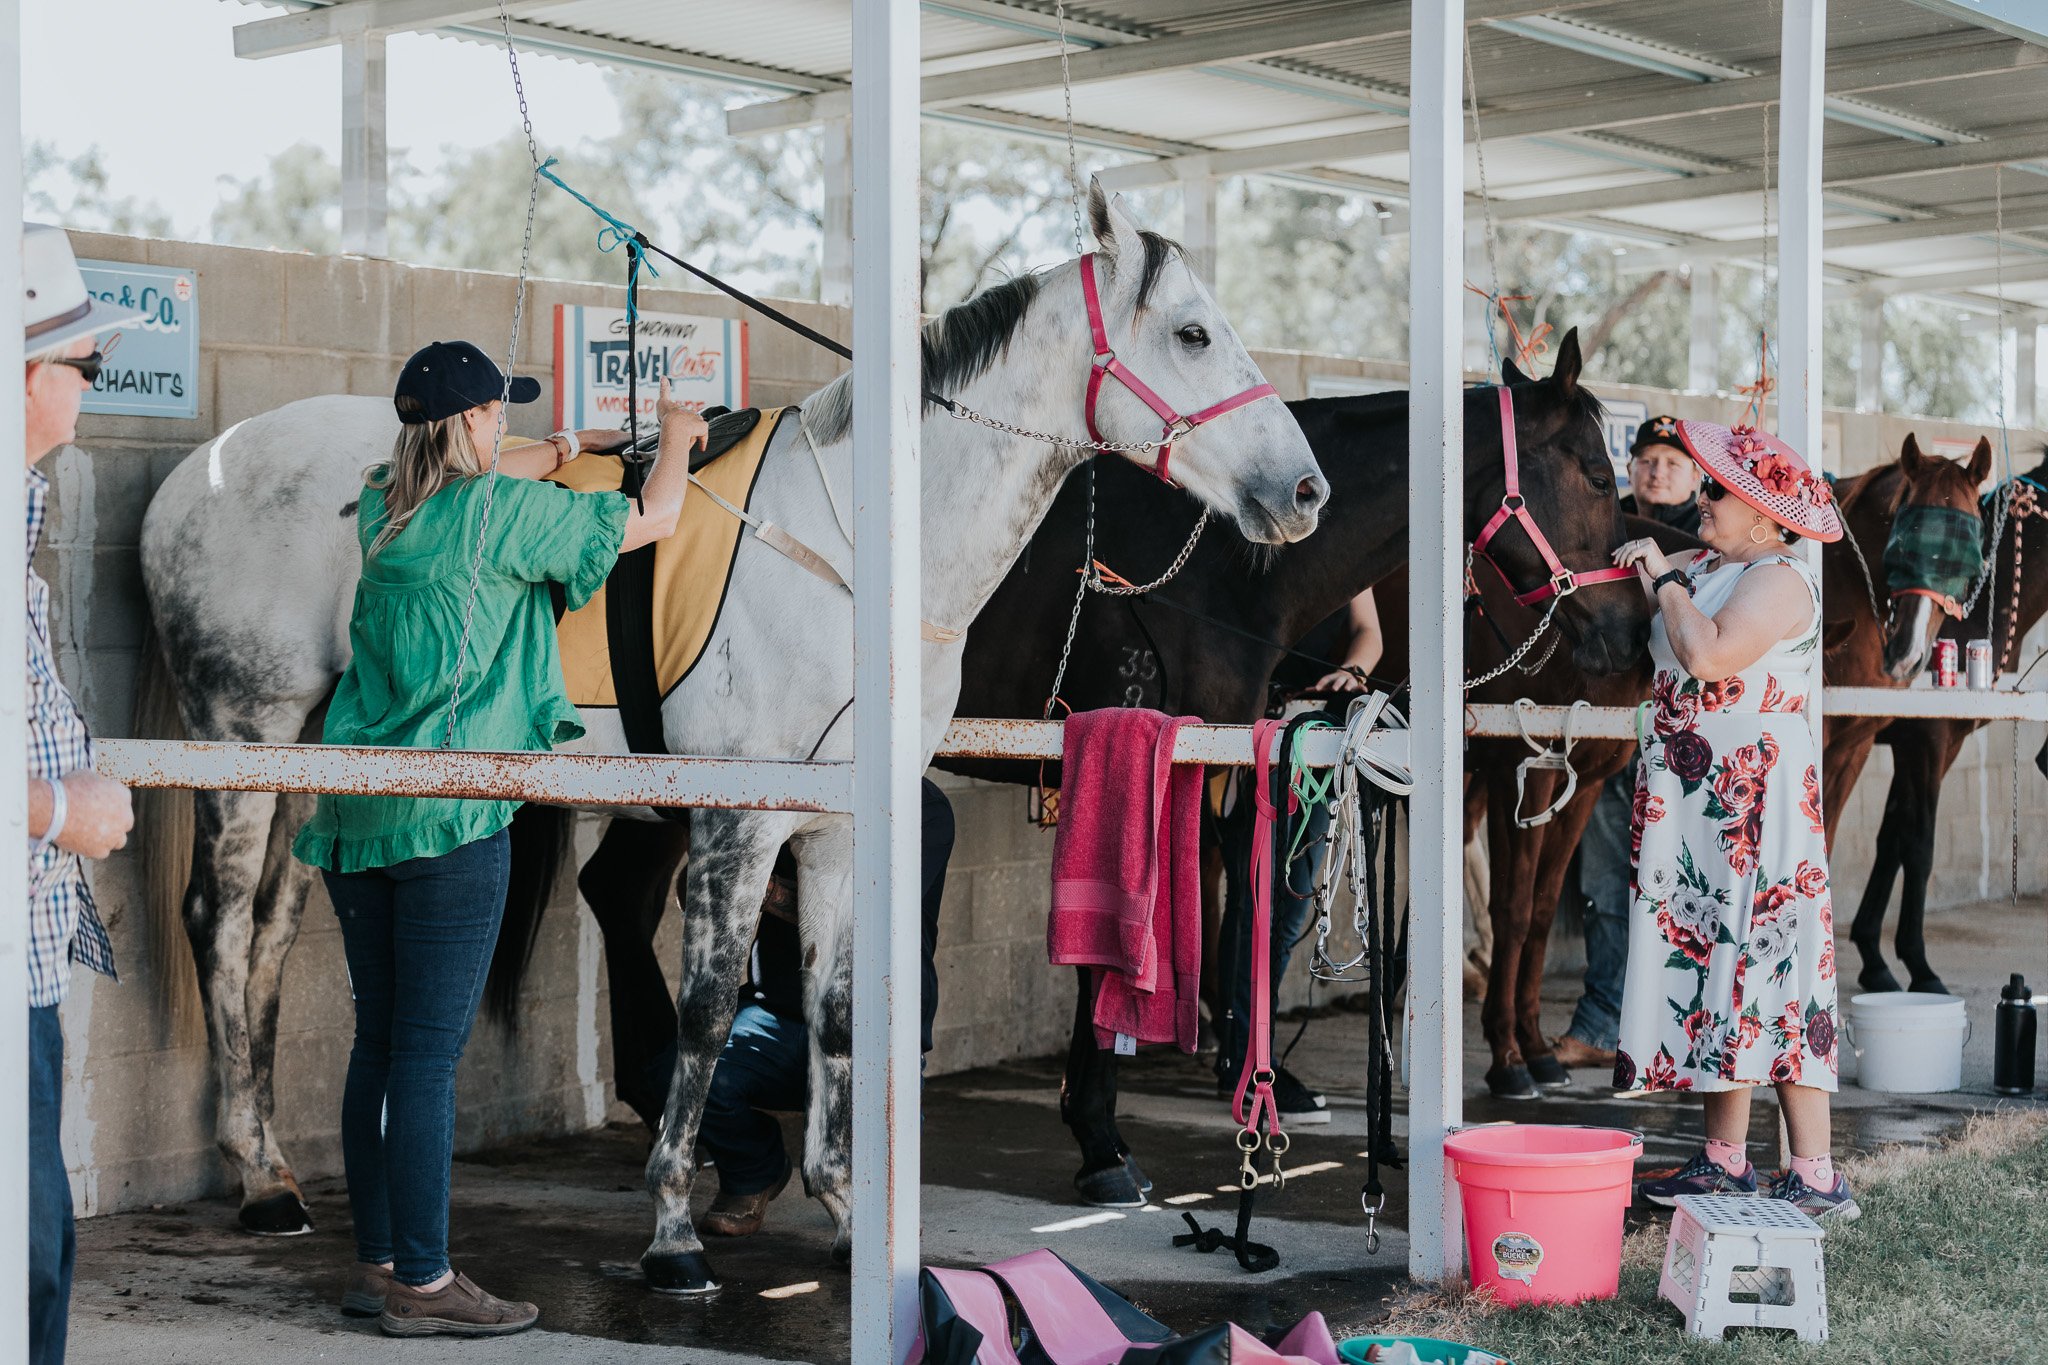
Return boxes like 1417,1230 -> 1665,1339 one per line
1849,448 -> 2048,994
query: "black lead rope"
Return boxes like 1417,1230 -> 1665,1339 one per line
623,238 -> 646,510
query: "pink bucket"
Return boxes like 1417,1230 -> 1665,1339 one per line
1443,1124 -> 1642,1305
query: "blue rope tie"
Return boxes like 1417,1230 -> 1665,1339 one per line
537,157 -> 660,319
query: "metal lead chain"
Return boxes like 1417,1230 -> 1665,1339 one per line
1086,509 -> 1209,596
945,399 -> 1174,454
1464,595 -> 1565,691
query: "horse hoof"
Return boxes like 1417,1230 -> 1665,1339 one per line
1124,1154 -> 1153,1196
643,1250 -> 720,1295
1526,1054 -> 1573,1091
1073,1163 -> 1146,1209
239,1191 -> 314,1237
831,1236 -> 853,1268
1910,975 -> 1951,996
1485,1064 -> 1541,1101
1859,963 -> 1904,993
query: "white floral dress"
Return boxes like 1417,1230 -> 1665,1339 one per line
1614,551 -> 1840,1095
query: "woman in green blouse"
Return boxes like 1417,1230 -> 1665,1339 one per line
293,341 -> 701,1337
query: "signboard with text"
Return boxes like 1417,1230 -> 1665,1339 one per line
553,305 -> 748,430
1603,399 -> 1652,489
77,260 -> 200,419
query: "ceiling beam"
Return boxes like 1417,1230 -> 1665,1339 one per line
1902,0 -> 2048,48
1491,127 -> 2048,223
1619,196 -> 2048,270
726,0 -> 1600,138
234,0 -> 549,59
1099,37 -> 2034,190
1858,258 -> 2048,295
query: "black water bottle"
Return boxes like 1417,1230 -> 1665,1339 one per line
1994,974 -> 2037,1096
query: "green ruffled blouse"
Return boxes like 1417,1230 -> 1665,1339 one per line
291,471 -> 629,873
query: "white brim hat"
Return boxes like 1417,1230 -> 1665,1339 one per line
23,222 -> 150,354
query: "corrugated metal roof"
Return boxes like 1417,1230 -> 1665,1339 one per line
235,0 -> 2048,313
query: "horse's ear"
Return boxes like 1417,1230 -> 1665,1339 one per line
1968,435 -> 1994,486
1088,177 -> 1148,311
1549,328 -> 1583,397
1900,432 -> 1926,475
1502,355 -> 1531,385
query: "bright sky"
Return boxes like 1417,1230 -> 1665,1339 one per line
24,0 -> 630,237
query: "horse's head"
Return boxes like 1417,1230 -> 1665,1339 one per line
1879,432 -> 1992,679
1473,330 -> 1652,677
1079,182 -> 1326,544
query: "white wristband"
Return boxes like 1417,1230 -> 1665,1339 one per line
33,777 -> 67,855
549,429 -> 581,464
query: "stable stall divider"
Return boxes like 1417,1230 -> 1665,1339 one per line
1405,0 -> 1470,1285
1,3 -> 28,1357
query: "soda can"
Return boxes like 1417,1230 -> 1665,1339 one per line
1933,639 -> 1960,688
1966,639 -> 1995,691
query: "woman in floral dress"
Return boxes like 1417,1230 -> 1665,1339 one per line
1611,420 -> 1859,1222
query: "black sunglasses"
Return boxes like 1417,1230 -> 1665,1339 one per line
45,351 -> 104,385
1700,477 -> 1730,502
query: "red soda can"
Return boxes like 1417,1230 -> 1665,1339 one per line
1933,639 -> 1960,688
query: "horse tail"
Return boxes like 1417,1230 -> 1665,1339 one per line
486,802 -> 575,1028
133,621 -> 203,1045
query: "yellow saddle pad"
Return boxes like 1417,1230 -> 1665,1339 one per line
547,407 -> 787,710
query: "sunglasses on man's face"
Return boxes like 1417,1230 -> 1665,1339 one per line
1700,477 -> 1730,502
46,351 -> 104,385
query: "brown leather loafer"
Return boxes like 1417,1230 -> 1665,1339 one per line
379,1272 -> 539,1338
340,1261 -> 393,1317
1551,1034 -> 1617,1070
702,1167 -> 791,1239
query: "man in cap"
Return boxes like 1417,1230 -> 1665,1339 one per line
1552,415 -> 1702,1074
21,223 -> 146,1364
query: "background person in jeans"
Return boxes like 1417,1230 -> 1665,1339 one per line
695,779 -> 956,1237
1554,416 -> 1701,1073
1213,588 -> 1381,1120
21,223 -> 146,1365
291,346 -> 703,1336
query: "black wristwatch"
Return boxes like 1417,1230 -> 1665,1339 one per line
1651,568 -> 1691,596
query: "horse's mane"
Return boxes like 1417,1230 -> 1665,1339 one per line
805,230 -> 1185,444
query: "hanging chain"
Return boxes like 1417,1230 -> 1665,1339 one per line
1085,509 -> 1210,596
1053,1 -> 1088,258
1840,518 -> 1888,628
445,2 -> 544,749
1462,31 -> 1505,369
946,401 -> 1174,453
1464,594 -> 1566,691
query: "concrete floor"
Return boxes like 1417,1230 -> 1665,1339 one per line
70,896 -> 2047,1364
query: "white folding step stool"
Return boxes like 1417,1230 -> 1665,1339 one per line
1658,1194 -> 1829,1343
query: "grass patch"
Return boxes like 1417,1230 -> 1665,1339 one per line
1375,1111 -> 2048,1364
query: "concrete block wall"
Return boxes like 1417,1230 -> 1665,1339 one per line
43,232 -> 2047,1214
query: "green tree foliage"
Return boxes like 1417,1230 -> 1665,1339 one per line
26,141 -> 174,239
212,143 -> 342,258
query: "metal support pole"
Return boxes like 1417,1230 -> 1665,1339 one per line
2,3 -> 29,1355
2015,320 -> 2038,430
1779,0 -> 1827,749
340,31 -> 389,257
1177,163 -> 1218,293
1857,291 -> 1884,413
1407,0 -> 1466,1285
821,116 -> 854,309
849,0 -> 922,1359
1688,264 -> 1720,393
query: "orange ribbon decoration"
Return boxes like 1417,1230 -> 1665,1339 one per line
1465,282 -> 1552,372
1735,332 -> 1776,429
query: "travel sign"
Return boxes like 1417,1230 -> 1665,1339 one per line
77,260 -> 201,419
553,305 -> 748,430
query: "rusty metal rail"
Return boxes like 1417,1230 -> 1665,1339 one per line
92,690 -> 2042,807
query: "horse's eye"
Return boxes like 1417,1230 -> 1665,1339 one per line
1177,324 -> 1210,348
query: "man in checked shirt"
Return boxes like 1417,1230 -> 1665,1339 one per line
20,224 -> 145,1365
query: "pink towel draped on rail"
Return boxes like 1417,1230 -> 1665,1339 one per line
1045,707 -> 1204,1053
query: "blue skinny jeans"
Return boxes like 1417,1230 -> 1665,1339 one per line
323,829 -> 510,1286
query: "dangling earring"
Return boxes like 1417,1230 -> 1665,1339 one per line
1750,520 -> 1771,545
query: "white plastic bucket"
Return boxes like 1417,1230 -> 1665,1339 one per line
1845,991 -> 1970,1093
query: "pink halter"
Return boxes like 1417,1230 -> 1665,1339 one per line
1080,252 -> 1279,485
1471,386 -> 1637,607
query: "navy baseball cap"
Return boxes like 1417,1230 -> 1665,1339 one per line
393,340 -> 541,424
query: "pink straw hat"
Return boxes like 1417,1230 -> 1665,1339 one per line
1676,420 -> 1843,543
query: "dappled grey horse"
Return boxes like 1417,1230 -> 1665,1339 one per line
137,181 -> 1327,1293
